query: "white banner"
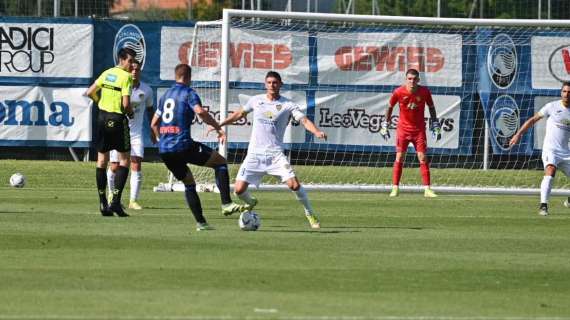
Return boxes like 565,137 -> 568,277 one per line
0,86 -> 91,143
0,23 -> 93,78
160,26 -> 309,84
317,32 -> 463,87
531,36 -> 570,89
314,91 -> 461,148
156,87 -> 307,144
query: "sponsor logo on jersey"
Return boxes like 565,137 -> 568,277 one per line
487,33 -> 517,89
491,95 -> 519,150
113,24 -> 146,70
263,111 -> 274,119
548,45 -> 570,83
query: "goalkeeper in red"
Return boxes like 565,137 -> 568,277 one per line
380,68 -> 441,198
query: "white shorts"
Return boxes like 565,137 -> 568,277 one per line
236,152 -> 296,187
110,138 -> 144,162
542,150 -> 570,176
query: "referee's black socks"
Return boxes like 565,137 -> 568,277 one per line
111,166 -> 129,205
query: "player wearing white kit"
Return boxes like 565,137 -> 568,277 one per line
108,60 -> 154,210
510,81 -> 570,216
217,71 -> 327,229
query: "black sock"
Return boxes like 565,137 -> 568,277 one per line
185,184 -> 206,224
96,167 -> 108,206
112,166 -> 129,205
214,164 -> 232,205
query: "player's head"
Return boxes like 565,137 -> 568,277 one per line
131,60 -> 141,82
175,64 -> 192,85
405,68 -> 420,90
117,47 -> 136,71
265,71 -> 282,96
561,81 -> 570,105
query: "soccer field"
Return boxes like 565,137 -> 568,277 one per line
1,160 -> 569,319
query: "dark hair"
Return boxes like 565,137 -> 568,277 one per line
118,47 -> 136,61
562,81 -> 570,89
406,68 -> 420,77
175,63 -> 191,79
265,71 -> 282,82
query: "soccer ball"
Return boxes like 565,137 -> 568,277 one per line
9,173 -> 26,188
238,211 -> 261,231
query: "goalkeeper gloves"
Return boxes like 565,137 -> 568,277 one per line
380,121 -> 390,141
429,118 -> 442,141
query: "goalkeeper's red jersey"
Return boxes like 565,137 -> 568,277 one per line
389,85 -> 434,132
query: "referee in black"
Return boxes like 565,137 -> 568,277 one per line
85,48 -> 136,217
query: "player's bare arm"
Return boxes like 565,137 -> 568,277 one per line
150,114 -> 161,144
300,117 -> 327,140
195,104 -> 226,144
84,83 -> 100,103
219,107 -> 247,127
509,113 -> 543,146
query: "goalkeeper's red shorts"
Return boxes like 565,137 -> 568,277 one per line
395,129 -> 427,153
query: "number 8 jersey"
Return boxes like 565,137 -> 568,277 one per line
155,83 -> 202,153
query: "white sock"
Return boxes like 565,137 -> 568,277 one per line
130,170 -> 142,202
237,190 -> 254,205
294,186 -> 314,215
107,169 -> 115,195
540,175 -> 553,204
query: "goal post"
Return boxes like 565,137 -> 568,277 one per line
156,10 -> 570,195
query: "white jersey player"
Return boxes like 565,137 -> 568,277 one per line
218,71 -> 327,229
108,60 -> 154,210
510,81 -> 570,216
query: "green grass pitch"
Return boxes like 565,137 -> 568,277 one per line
0,160 -> 569,319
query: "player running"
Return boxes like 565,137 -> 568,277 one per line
216,71 -> 327,229
380,68 -> 441,198
150,64 -> 245,231
509,81 -> 570,216
108,60 -> 153,210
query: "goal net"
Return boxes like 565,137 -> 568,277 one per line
155,10 -> 570,195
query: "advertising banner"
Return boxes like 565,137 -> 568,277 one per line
314,91 -> 463,152
0,22 -> 93,79
317,31 -> 463,87
479,92 -> 535,154
160,26 -> 310,84
531,36 -> 570,89
0,86 -> 91,146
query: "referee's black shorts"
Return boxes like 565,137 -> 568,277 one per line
160,141 -> 214,180
95,109 -> 130,153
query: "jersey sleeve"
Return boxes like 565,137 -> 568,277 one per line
389,90 -> 399,107
290,103 -> 306,121
538,103 -> 552,117
145,86 -> 154,108
155,96 -> 164,117
423,88 -> 434,107
95,71 -> 105,87
121,75 -> 133,97
242,96 -> 256,114
187,91 -> 202,111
